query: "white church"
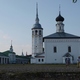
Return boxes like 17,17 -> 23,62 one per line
31,4 -> 80,64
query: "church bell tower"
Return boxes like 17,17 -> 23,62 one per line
32,3 -> 43,57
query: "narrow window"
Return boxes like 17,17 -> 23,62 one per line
32,31 -> 34,35
39,30 -> 41,35
68,46 -> 71,52
38,59 -> 40,62
54,46 -> 57,53
42,59 -> 44,62
35,30 -> 37,35
60,26 -> 61,30
43,48 -> 44,52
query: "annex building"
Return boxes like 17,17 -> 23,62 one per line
31,4 -> 80,64
0,42 -> 31,64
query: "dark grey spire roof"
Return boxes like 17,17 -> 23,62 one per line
32,3 -> 43,30
32,23 -> 43,29
56,11 -> 64,22
56,13 -> 64,22
43,32 -> 80,39
56,5 -> 64,22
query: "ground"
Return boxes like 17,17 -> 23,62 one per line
0,64 -> 80,72
0,64 -> 80,80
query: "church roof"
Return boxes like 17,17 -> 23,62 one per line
0,52 -> 8,57
32,23 -> 43,29
2,50 -> 16,56
63,52 -> 73,57
43,32 -> 80,40
32,3 -> 43,30
56,13 -> 64,22
0,50 -> 15,57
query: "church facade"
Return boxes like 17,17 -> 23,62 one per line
31,4 -> 80,64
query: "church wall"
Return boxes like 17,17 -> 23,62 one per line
9,53 -> 16,63
44,39 -> 80,64
31,58 -> 37,64
31,57 -> 45,64
36,58 -> 45,64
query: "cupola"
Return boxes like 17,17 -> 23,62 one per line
56,12 -> 64,22
56,5 -> 64,22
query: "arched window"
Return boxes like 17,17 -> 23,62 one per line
54,46 -> 57,53
68,46 -> 71,52
42,59 -> 44,62
35,30 -> 37,35
38,59 -> 40,62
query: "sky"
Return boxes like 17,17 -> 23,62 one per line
0,0 -> 80,55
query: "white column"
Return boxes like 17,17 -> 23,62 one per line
63,57 -> 65,64
70,57 -> 72,64
1,58 -> 3,64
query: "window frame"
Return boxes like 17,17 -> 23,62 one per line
39,30 -> 41,35
68,46 -> 71,52
42,59 -> 44,62
53,46 -> 57,53
38,59 -> 40,62
35,30 -> 38,35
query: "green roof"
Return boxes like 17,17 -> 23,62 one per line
0,50 -> 31,59
0,50 -> 16,56
0,52 -> 8,57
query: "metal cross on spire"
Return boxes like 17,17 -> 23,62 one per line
11,40 -> 12,46
59,4 -> 61,15
36,2 -> 38,18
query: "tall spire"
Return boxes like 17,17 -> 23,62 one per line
10,40 -> 13,52
26,52 -> 27,56
35,2 -> 39,23
11,40 -> 12,46
56,5 -> 64,22
59,4 -> 61,15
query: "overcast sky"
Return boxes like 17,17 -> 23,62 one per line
0,0 -> 80,55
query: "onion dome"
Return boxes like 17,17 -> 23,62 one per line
56,11 -> 64,22
32,3 -> 43,30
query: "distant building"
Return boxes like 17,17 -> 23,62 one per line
31,4 -> 80,64
0,42 -> 31,64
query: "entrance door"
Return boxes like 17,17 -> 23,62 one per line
65,57 -> 71,64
